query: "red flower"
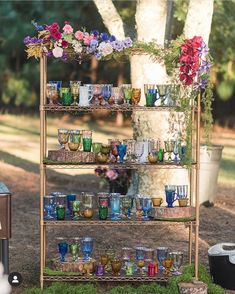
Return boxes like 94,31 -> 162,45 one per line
51,31 -> 62,41
61,40 -> 68,48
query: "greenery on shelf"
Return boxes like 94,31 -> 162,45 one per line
23,264 -> 224,294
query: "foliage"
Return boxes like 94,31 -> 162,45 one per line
23,264 -> 225,294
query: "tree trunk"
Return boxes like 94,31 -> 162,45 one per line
93,0 -> 125,39
184,0 -> 214,44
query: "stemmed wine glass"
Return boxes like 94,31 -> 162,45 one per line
164,140 -> 175,162
81,237 -> 94,260
142,197 -> 152,220
70,81 -> 81,106
102,84 -> 112,105
44,195 -> 55,220
121,196 -> 132,218
112,87 -> 121,105
92,84 -> 103,105
69,241 -> 79,262
122,84 -> 132,105
58,129 -> 69,149
58,239 -> 68,262
169,251 -> 183,275
117,143 -> 127,163
109,139 -> 121,162
46,83 -> 58,105
156,247 -> 169,272
135,142 -> 144,163
173,140 -> 180,162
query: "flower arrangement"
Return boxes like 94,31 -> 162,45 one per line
179,36 -> 212,90
95,167 -> 131,193
24,21 -> 133,61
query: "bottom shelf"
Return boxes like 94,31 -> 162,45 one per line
43,274 -> 168,282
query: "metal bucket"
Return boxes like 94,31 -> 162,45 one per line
199,145 -> 223,205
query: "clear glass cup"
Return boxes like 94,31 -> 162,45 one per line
176,185 -> 188,199
121,196 -> 132,218
134,141 -> 144,163
111,87 -> 121,105
164,140 -> 175,162
124,139 -> 136,163
169,251 -> 183,275
58,129 -> 69,149
83,192 -> 94,209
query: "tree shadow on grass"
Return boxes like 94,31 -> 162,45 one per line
0,150 -> 101,191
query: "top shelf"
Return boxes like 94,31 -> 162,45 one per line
43,105 -> 197,113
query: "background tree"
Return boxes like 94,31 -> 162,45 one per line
94,0 -> 214,197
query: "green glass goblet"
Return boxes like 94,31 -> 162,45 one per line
72,200 -> 81,220
69,243 -> 79,262
92,142 -> 102,154
99,206 -> 108,220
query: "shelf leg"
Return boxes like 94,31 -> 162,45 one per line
188,223 -> 193,264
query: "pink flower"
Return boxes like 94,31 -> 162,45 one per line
63,24 -> 73,34
75,30 -> 84,40
83,34 -> 94,45
52,46 -> 63,58
106,170 -> 118,181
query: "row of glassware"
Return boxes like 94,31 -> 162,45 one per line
44,187 -> 189,221
58,237 -> 183,277
47,81 -> 178,107
58,130 -> 186,163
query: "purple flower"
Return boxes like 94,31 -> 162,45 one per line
199,41 -> 209,56
90,39 -> 98,48
23,36 -> 32,45
31,20 -> 44,31
199,60 -> 212,73
95,52 -> 102,60
91,30 -> 99,37
101,32 -> 109,42
61,53 -> 68,61
111,40 -> 124,52
46,51 -> 53,58
123,37 -> 133,48
194,76 -> 208,90
109,35 -> 116,42
86,47 -> 96,54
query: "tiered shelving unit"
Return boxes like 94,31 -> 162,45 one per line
39,54 -> 201,288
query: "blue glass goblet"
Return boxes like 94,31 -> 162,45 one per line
142,197 -> 152,220
44,195 -> 55,220
156,247 -> 169,272
135,246 -> 145,260
58,240 -> 68,262
67,194 -> 76,218
110,193 -> 121,220
81,237 -> 94,261
102,84 -> 113,105
117,144 -> 127,164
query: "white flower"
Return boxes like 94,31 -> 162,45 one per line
73,43 -> 83,53
98,41 -> 113,57
52,46 -> 63,58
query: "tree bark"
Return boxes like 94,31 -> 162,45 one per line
93,0 -> 125,39
184,0 -> 214,44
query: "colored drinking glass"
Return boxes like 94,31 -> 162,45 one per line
81,237 -> 94,260
110,193 -> 121,220
117,143 -> 127,164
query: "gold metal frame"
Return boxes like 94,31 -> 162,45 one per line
39,56 -> 200,289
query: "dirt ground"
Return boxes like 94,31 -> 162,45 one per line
0,159 -> 234,293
